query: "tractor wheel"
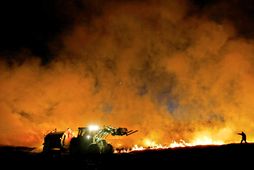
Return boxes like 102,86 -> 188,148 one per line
69,138 -> 79,156
42,143 -> 52,155
88,144 -> 100,155
42,145 -> 49,153
104,143 -> 114,154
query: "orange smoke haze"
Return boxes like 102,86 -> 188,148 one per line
1,0 -> 254,147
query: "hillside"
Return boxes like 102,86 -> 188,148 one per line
0,143 -> 252,169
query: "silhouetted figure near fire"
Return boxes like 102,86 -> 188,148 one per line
237,131 -> 247,144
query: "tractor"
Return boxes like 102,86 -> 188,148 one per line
42,125 -> 138,156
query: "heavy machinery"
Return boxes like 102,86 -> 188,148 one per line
42,125 -> 138,155
42,128 -> 73,154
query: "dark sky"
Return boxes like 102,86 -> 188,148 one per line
0,0 -> 75,64
0,0 -> 254,64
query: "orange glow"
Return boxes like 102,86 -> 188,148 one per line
0,0 -> 254,148
191,136 -> 224,146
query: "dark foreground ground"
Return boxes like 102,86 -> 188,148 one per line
0,143 -> 253,169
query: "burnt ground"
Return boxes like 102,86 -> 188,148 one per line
0,143 -> 253,169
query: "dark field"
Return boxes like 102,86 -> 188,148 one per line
0,143 -> 252,169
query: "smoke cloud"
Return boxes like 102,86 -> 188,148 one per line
1,0 -> 254,147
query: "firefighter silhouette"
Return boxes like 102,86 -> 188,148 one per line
237,131 -> 247,143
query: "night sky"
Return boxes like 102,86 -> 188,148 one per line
1,0 -> 254,62
1,0 -> 254,147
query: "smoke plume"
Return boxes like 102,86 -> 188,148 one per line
1,0 -> 254,147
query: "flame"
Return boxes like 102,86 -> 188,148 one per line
115,135 -> 226,153
144,139 -> 157,147
191,136 -> 224,146
169,140 -> 191,148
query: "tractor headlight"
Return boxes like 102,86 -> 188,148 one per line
88,124 -> 99,131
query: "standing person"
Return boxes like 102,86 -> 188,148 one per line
237,131 -> 247,143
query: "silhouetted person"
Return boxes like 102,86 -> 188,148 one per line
237,131 -> 247,143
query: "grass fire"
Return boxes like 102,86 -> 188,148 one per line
1,0 -> 254,168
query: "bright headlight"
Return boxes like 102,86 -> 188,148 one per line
88,124 -> 99,131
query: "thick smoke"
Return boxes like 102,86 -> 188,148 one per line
1,0 -> 254,147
